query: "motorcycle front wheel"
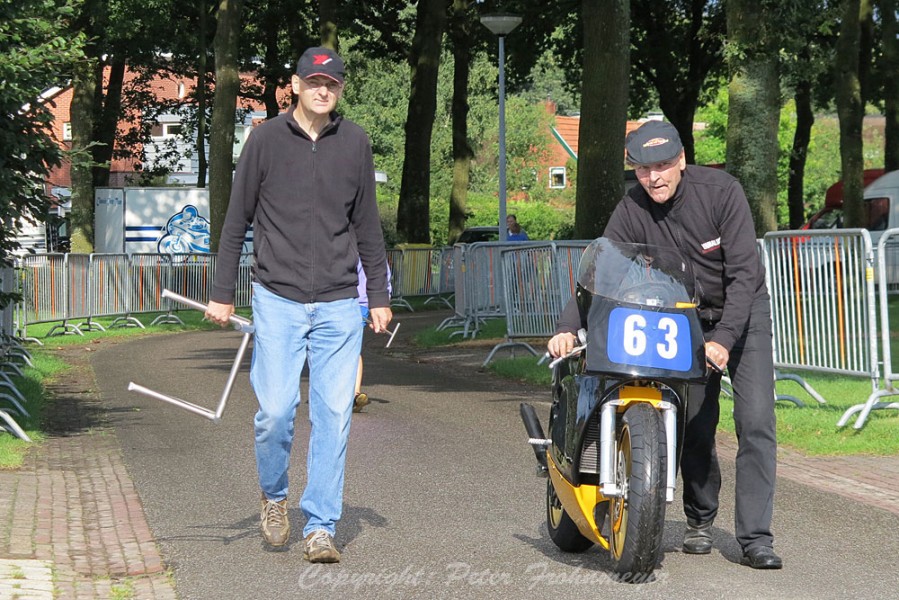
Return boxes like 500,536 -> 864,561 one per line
546,479 -> 593,552
608,402 -> 667,581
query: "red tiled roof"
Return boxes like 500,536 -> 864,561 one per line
550,116 -> 644,163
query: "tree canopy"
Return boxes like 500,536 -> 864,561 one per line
4,0 -> 896,256
0,0 -> 84,294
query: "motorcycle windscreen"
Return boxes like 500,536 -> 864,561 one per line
585,296 -> 707,382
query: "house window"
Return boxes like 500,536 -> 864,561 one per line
549,167 -> 567,189
164,123 -> 183,137
151,122 -> 184,138
62,122 -> 72,141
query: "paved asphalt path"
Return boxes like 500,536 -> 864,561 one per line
92,311 -> 899,600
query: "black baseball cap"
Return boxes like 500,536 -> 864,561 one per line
296,47 -> 345,84
625,120 -> 683,165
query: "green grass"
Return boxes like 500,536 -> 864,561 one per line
20,309 -> 252,345
0,351 -> 67,468
719,372 -> 899,456
391,294 -> 454,313
414,316 -> 508,347
490,355 -> 553,386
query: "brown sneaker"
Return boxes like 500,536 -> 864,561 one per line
260,494 -> 290,547
303,529 -> 340,563
352,392 -> 369,413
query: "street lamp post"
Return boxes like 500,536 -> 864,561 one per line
480,13 -> 521,243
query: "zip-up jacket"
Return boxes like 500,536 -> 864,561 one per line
211,107 -> 389,309
557,165 -> 766,352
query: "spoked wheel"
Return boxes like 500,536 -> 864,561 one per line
546,479 -> 593,552
608,403 -> 667,581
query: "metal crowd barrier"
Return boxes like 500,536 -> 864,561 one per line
386,249 -> 412,311
130,253 -> 176,325
16,253 -> 255,338
837,228 -> 899,429
59,253 -> 99,335
552,241 -> 591,306
17,254 -> 67,339
384,247 -> 451,311
1,266 -> 15,340
764,230 -> 880,419
0,347 -> 32,441
443,242 -> 508,338
1,265 -> 31,440
423,246 -> 454,309
482,244 -> 563,365
437,245 -> 469,333
440,241 -> 589,344
91,254 -> 142,329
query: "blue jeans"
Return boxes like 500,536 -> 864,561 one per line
250,283 -> 362,537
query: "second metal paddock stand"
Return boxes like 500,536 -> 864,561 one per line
128,289 -> 253,423
127,289 -> 401,423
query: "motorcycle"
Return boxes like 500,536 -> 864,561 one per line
521,237 -> 711,582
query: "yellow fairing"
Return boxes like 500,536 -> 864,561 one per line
547,454 -> 610,549
618,385 -> 662,408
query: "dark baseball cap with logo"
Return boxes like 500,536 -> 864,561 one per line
625,120 -> 684,165
296,46 -> 345,84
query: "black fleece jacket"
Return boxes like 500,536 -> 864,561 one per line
557,165 -> 767,352
211,107 -> 389,309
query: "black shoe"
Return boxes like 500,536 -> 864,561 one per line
682,522 -> 713,555
741,546 -> 783,569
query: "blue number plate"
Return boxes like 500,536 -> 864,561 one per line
607,307 -> 693,372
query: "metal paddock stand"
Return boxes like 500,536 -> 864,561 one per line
127,289 -> 253,423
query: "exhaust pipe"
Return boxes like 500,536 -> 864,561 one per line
520,403 -> 549,473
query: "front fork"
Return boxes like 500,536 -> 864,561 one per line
598,399 -> 677,502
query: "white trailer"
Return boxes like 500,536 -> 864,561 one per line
95,187 -> 219,255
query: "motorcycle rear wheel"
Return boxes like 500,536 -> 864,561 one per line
608,402 -> 667,581
546,479 -> 593,552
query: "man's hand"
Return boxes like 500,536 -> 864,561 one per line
705,341 -> 729,372
205,300 -> 235,327
369,306 -> 393,334
547,332 -> 577,359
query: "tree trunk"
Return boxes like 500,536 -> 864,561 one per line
725,0 -> 781,236
92,55 -> 126,188
69,56 -> 99,252
835,0 -> 868,228
208,0 -> 244,252
447,0 -> 474,245
787,77 -> 814,229
396,0 -> 446,243
631,0 -> 726,166
881,0 -> 899,171
196,0 -> 209,188
318,0 -> 338,48
660,100 -> 699,165
575,0 -> 629,239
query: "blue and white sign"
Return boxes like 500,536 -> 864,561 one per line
607,307 -> 693,372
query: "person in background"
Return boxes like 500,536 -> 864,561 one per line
506,214 -> 529,241
205,46 -> 392,564
353,258 -> 392,412
547,120 -> 781,570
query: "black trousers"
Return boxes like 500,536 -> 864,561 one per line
680,293 -> 777,551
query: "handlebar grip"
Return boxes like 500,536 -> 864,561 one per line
705,355 -> 724,374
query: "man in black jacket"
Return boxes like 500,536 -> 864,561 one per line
548,120 -> 781,569
206,46 -> 392,564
